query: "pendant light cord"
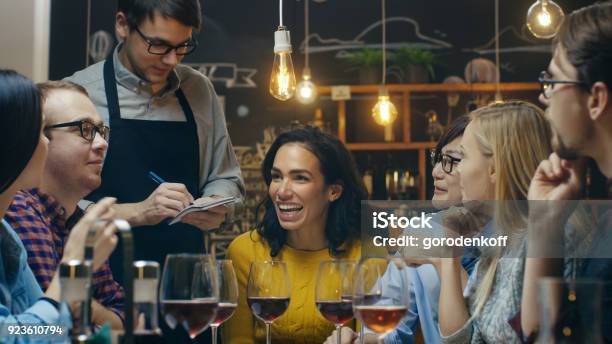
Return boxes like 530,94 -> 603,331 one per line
382,0 -> 387,85
495,0 -> 501,99
279,0 -> 284,27
86,0 -> 91,66
305,0 -> 309,69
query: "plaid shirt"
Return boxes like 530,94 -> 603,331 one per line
4,188 -> 125,322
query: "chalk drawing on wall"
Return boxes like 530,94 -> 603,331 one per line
299,17 -> 453,57
187,63 -> 257,88
465,26 -> 550,55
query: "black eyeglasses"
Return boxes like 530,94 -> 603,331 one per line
45,120 -> 110,142
430,149 -> 461,174
538,70 -> 588,99
133,26 -> 197,56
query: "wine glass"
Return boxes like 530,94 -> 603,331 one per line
210,259 -> 238,344
315,260 -> 356,344
247,261 -> 291,344
353,256 -> 409,343
159,254 -> 219,341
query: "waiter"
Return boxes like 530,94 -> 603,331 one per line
66,0 -> 244,280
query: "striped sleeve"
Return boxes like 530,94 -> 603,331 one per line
4,194 -> 57,290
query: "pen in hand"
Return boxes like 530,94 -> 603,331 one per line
148,171 -> 195,206
148,171 -> 166,185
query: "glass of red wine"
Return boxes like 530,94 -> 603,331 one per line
353,257 -> 409,343
247,261 -> 291,344
159,254 -> 219,341
210,259 -> 238,344
315,259 -> 356,344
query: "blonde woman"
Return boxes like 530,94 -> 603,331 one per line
437,101 -> 554,343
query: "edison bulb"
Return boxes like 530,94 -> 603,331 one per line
538,9 -> 552,26
270,52 -> 297,100
296,68 -> 318,104
526,0 -> 565,39
297,79 -> 317,104
372,94 -> 398,126
270,27 -> 297,101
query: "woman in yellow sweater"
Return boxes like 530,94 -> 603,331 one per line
223,126 -> 366,344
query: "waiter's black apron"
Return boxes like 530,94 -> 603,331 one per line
90,56 -> 205,279
92,57 -> 210,343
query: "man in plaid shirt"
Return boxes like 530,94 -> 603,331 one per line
4,80 -> 124,329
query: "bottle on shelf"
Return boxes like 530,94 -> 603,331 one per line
362,154 -> 374,199
385,154 -> 399,200
399,171 -> 410,200
407,172 -> 419,200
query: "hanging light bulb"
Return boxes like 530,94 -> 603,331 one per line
526,0 -> 565,39
270,26 -> 297,101
371,0 -> 397,126
296,0 -> 318,104
297,67 -> 317,104
372,87 -> 398,126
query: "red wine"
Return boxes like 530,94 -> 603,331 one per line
316,300 -> 354,325
247,296 -> 290,323
211,302 -> 237,326
354,305 -> 407,333
161,299 -> 219,338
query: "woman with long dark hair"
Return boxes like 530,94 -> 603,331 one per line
224,125 -> 366,343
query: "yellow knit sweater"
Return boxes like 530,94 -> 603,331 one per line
222,231 -> 361,344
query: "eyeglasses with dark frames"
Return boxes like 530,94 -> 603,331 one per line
133,26 -> 198,56
45,119 -> 110,142
538,70 -> 588,99
430,149 -> 461,174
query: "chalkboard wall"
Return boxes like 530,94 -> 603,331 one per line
49,0 -> 595,147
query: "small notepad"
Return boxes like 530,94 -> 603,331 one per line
169,196 -> 236,225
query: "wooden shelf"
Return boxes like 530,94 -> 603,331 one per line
321,82 -> 540,200
318,82 -> 540,94
346,142 -> 436,151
